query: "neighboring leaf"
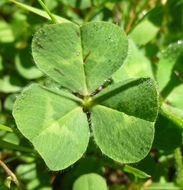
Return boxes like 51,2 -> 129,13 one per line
2,133 -> 20,145
159,83 -> 183,129
61,156 -> 104,189
32,22 -> 128,95
160,84 -> 183,128
73,173 -> 107,190
91,78 -> 158,163
0,19 -> 14,43
129,7 -> 163,45
123,165 -> 151,179
157,41 -> 183,92
16,163 -> 52,190
157,42 -> 183,130
60,0 -> 92,9
153,115 -> 182,151
0,74 -> 25,93
15,47 -> 43,79
11,11 -> 27,40
9,0 -> 70,23
141,182 -> 181,190
160,103 -> 183,128
112,39 -> 154,82
4,93 -> 18,111
166,84 -> 183,111
13,84 -> 89,170
16,163 -> 37,181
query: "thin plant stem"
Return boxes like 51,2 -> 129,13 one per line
125,10 -> 135,34
0,159 -> 19,186
37,0 -> 57,24
125,0 -> 138,34
174,147 -> 183,189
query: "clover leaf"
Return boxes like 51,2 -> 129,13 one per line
73,173 -> 107,190
13,22 -> 159,171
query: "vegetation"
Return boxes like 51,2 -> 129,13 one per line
0,0 -> 183,189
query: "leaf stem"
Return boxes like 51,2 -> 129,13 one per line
125,10 -> 135,34
0,159 -> 20,186
8,0 -> 70,23
0,124 -> 13,133
174,147 -> 183,189
37,0 -> 57,24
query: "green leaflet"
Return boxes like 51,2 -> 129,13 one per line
16,163 -> 52,190
161,83 -> 183,128
123,165 -> 151,179
112,39 -> 154,83
0,19 -> 14,43
91,105 -> 154,163
157,42 -> 183,92
32,22 -> 128,95
0,74 -> 25,93
141,183 -> 181,190
91,78 -> 158,163
15,47 -> 43,80
4,93 -> 18,111
129,7 -> 163,45
13,84 -> 89,170
157,42 -> 183,130
93,78 -> 158,122
160,103 -> 183,129
73,173 -> 107,190
166,84 -> 183,112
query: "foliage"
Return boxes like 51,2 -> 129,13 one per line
0,0 -> 183,189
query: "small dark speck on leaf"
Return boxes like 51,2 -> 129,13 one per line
76,32 -> 80,37
54,68 -> 64,76
83,52 -> 90,64
35,42 -> 43,49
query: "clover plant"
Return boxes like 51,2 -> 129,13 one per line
73,173 -> 107,190
12,21 -> 158,171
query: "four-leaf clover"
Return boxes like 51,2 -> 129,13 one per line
13,22 -> 158,170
